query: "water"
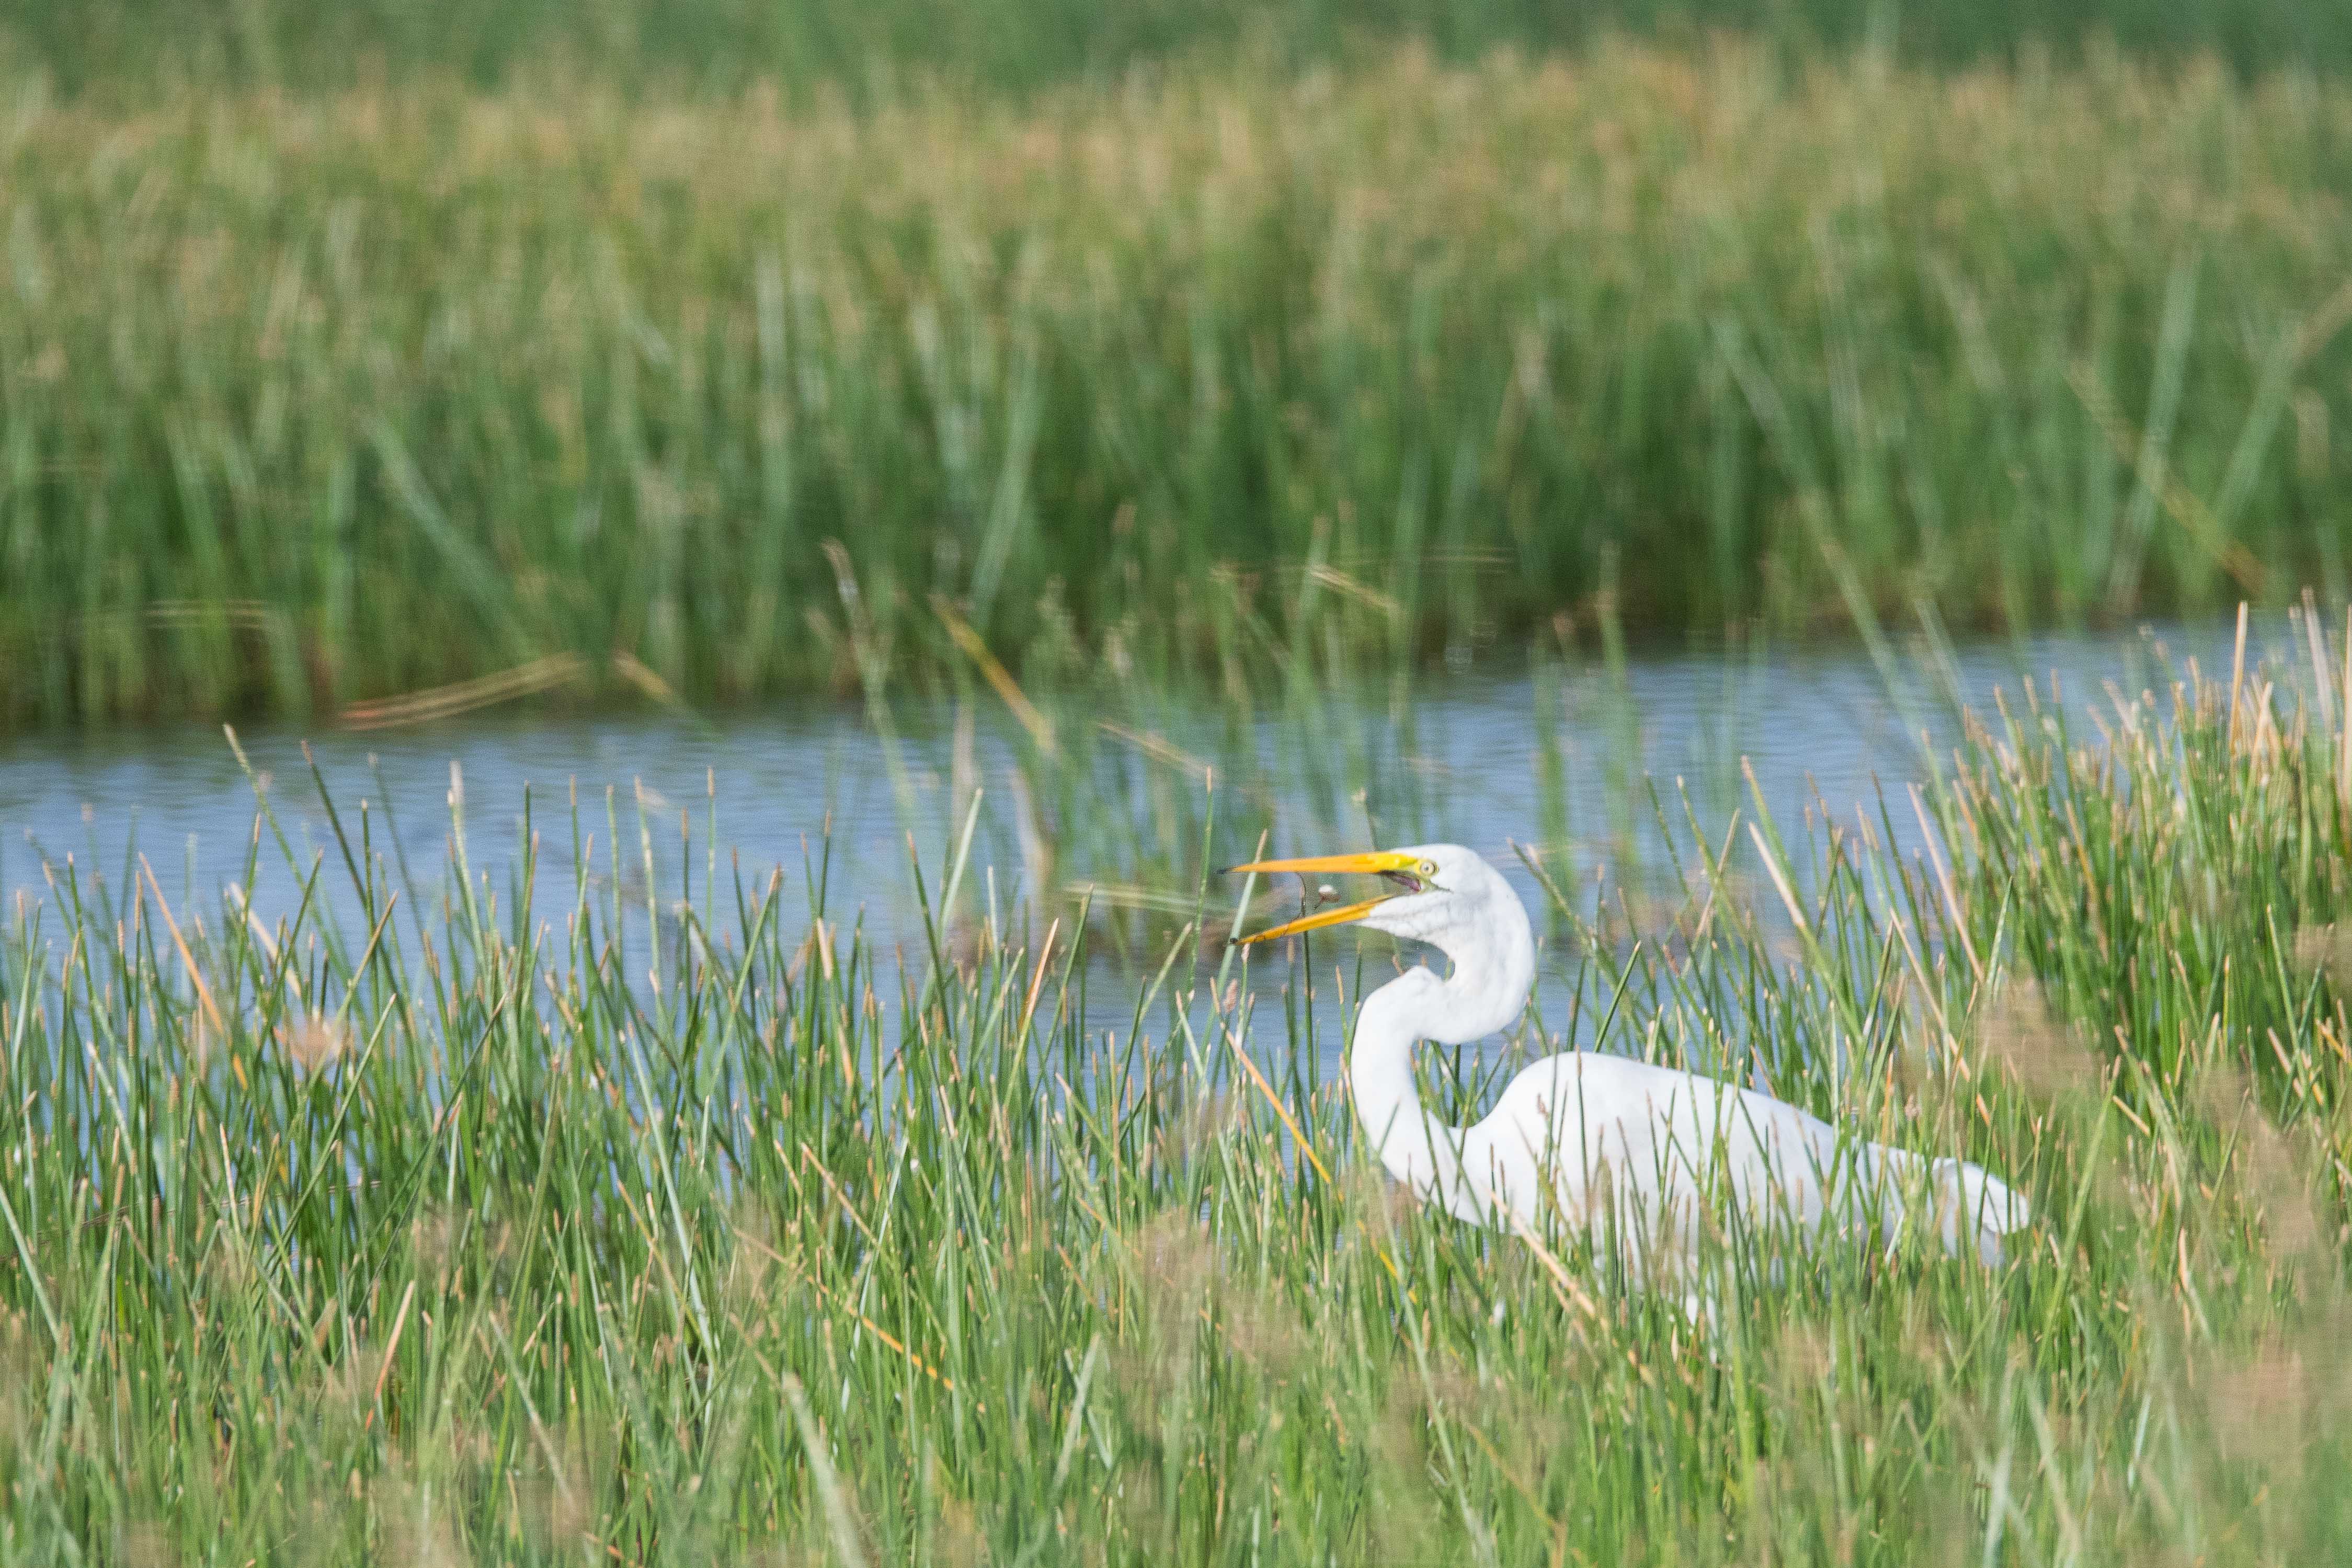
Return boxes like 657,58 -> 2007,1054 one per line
0,619 -> 2258,1065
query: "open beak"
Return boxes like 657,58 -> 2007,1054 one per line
1224,850 -> 1423,945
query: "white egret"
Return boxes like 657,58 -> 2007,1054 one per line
1231,844 -> 2029,1283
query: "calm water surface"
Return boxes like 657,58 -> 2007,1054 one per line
0,620 -> 2254,1063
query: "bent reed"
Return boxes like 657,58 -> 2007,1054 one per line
3,634 -> 2352,1561
4,42 -> 2352,727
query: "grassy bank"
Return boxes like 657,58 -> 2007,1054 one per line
4,632 -> 2352,1561
4,44 -> 2352,730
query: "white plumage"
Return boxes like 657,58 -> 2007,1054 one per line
1235,842 -> 2029,1283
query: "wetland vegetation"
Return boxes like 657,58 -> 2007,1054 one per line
2,43 -> 2350,727
5,628 -> 2352,1561
6,5 -> 2352,1560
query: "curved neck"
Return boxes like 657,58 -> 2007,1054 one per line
1350,979 -> 1489,1223
1348,905 -> 1534,1226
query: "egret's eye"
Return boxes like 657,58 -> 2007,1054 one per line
1418,859 -> 1437,877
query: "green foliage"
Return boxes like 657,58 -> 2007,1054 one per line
10,0 -> 2349,100
4,637 -> 2352,1562
4,44 -> 2351,729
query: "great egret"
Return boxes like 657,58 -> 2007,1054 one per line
1231,844 -> 2030,1283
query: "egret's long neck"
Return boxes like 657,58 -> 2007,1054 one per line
1351,980 -> 1486,1223
1349,897 -> 1534,1226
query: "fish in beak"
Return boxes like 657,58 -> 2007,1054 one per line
1224,850 -> 1436,944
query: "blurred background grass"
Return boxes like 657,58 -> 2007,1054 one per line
12,0 -> 2348,97
2,7 -> 2348,730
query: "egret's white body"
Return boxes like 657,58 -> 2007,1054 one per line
1236,843 -> 2029,1280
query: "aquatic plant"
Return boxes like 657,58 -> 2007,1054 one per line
3,625 -> 2349,1561
18,0 -> 2348,99
4,44 -> 2351,728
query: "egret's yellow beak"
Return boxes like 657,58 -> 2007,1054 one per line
1224,850 -> 1425,945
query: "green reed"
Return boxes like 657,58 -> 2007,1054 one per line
4,620 -> 2351,1562
16,0 -> 2351,101
3,42 -> 2351,730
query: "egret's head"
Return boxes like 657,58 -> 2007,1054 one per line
1226,842 -> 1509,948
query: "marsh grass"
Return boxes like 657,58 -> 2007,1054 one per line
5,43 -> 2352,728
14,0 -> 2351,100
5,626 -> 2352,1561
